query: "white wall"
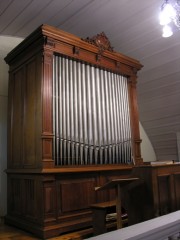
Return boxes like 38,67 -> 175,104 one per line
0,36 -> 23,217
140,122 -> 156,162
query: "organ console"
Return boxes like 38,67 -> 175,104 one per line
5,25 -> 144,238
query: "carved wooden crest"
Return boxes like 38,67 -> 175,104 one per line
82,32 -> 114,54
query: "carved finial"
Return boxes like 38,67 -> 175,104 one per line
82,32 -> 114,54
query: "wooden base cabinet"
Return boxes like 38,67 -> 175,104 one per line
5,167 -> 132,239
131,164 -> 180,222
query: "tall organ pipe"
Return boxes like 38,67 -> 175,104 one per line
53,54 -> 133,166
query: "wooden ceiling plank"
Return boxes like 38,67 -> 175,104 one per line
0,0 -> 33,34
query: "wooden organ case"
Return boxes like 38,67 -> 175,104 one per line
5,25 -> 143,238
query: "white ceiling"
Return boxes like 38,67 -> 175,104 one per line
1,0 -> 180,161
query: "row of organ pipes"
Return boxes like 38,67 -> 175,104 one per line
52,54 -> 133,166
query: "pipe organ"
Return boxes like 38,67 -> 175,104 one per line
53,55 -> 133,166
5,25 -> 143,238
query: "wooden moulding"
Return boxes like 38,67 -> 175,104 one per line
5,164 -> 133,174
5,24 -> 143,74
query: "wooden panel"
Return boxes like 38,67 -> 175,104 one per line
10,56 -> 42,169
157,175 -> 171,215
43,180 -> 56,220
59,178 -> 96,213
174,173 -> 180,210
10,178 -> 22,215
7,175 -> 42,223
23,59 -> 36,167
12,68 -> 24,168
41,50 -> 54,168
24,179 -> 36,219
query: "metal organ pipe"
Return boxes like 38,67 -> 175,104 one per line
53,55 -> 133,166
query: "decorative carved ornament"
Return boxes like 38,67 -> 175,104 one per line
82,32 -> 114,54
73,46 -> 80,55
44,36 -> 55,48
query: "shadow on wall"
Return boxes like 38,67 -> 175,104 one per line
139,122 -> 156,162
0,36 -> 23,217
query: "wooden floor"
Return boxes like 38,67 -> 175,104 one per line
0,217 -> 121,240
0,219 -> 93,240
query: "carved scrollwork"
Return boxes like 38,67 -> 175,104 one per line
82,32 -> 114,54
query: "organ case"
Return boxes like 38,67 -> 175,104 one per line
5,25 -> 143,238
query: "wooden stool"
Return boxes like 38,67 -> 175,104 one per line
91,178 -> 139,235
91,200 -> 116,235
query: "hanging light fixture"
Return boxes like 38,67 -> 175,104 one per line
159,0 -> 180,37
162,24 -> 173,37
